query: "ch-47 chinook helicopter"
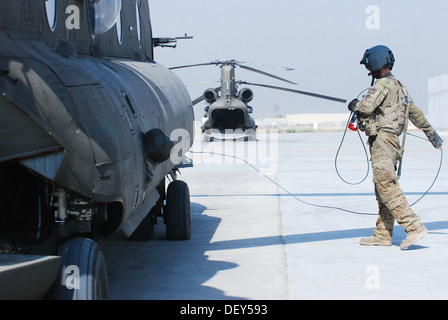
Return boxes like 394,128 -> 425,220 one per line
170,60 -> 347,141
0,0 -> 194,299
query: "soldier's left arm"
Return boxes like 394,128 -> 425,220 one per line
409,103 -> 443,148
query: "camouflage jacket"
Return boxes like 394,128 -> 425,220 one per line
354,73 -> 435,138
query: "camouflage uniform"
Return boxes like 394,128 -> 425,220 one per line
354,73 -> 436,243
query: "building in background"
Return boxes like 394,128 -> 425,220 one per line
194,76 -> 448,135
428,73 -> 448,138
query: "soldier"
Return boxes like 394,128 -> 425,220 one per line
348,45 -> 443,250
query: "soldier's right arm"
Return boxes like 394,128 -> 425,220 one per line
354,80 -> 389,116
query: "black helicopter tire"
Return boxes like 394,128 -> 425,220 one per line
165,180 -> 191,241
55,237 -> 108,300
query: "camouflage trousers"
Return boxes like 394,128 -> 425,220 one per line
369,131 -> 424,240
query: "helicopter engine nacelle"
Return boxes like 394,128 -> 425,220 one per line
238,88 -> 253,103
204,88 -> 219,103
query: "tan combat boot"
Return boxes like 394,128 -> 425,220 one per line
359,236 -> 392,247
400,225 -> 428,250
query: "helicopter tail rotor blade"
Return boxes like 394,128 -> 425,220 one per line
238,81 -> 347,103
236,64 -> 298,85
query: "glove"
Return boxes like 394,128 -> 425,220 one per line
348,99 -> 359,112
429,131 -> 443,149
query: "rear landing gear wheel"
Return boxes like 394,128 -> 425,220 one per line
55,237 -> 108,300
165,180 -> 191,241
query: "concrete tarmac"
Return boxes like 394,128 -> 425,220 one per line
102,131 -> 448,300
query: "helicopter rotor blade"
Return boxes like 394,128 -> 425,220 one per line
235,64 -> 298,85
235,60 -> 295,71
237,81 -> 347,103
186,80 -> 220,87
170,60 -> 297,85
192,95 -> 205,106
169,61 -> 220,70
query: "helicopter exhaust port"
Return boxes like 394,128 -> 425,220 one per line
204,88 -> 219,103
238,88 -> 253,103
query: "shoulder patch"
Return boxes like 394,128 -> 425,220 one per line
368,88 -> 377,95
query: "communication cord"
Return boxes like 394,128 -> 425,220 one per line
334,111 -> 370,185
190,150 -> 377,215
334,88 -> 371,186
405,132 -> 443,207
190,130 -> 443,216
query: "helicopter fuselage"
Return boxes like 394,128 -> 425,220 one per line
0,0 -> 194,252
201,65 -> 256,140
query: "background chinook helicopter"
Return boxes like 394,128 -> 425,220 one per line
0,0 -> 193,299
170,60 -> 347,141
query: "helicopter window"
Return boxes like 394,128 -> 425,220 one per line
116,9 -> 122,44
87,0 -> 122,37
135,1 -> 142,47
44,0 -> 57,31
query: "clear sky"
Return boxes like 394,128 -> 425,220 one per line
149,0 -> 448,119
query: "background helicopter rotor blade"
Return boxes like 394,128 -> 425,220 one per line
169,61 -> 219,70
235,64 -> 298,85
170,60 -> 297,85
192,95 -> 205,106
237,81 -> 347,103
186,80 -> 220,87
233,60 -> 295,72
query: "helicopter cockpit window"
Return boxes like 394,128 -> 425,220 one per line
135,1 -> 142,47
87,0 -> 122,37
44,0 -> 57,32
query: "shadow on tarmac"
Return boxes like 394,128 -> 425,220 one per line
103,202 -> 243,300
103,200 -> 448,299
210,220 -> 448,249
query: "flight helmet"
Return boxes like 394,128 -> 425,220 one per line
360,45 -> 395,77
